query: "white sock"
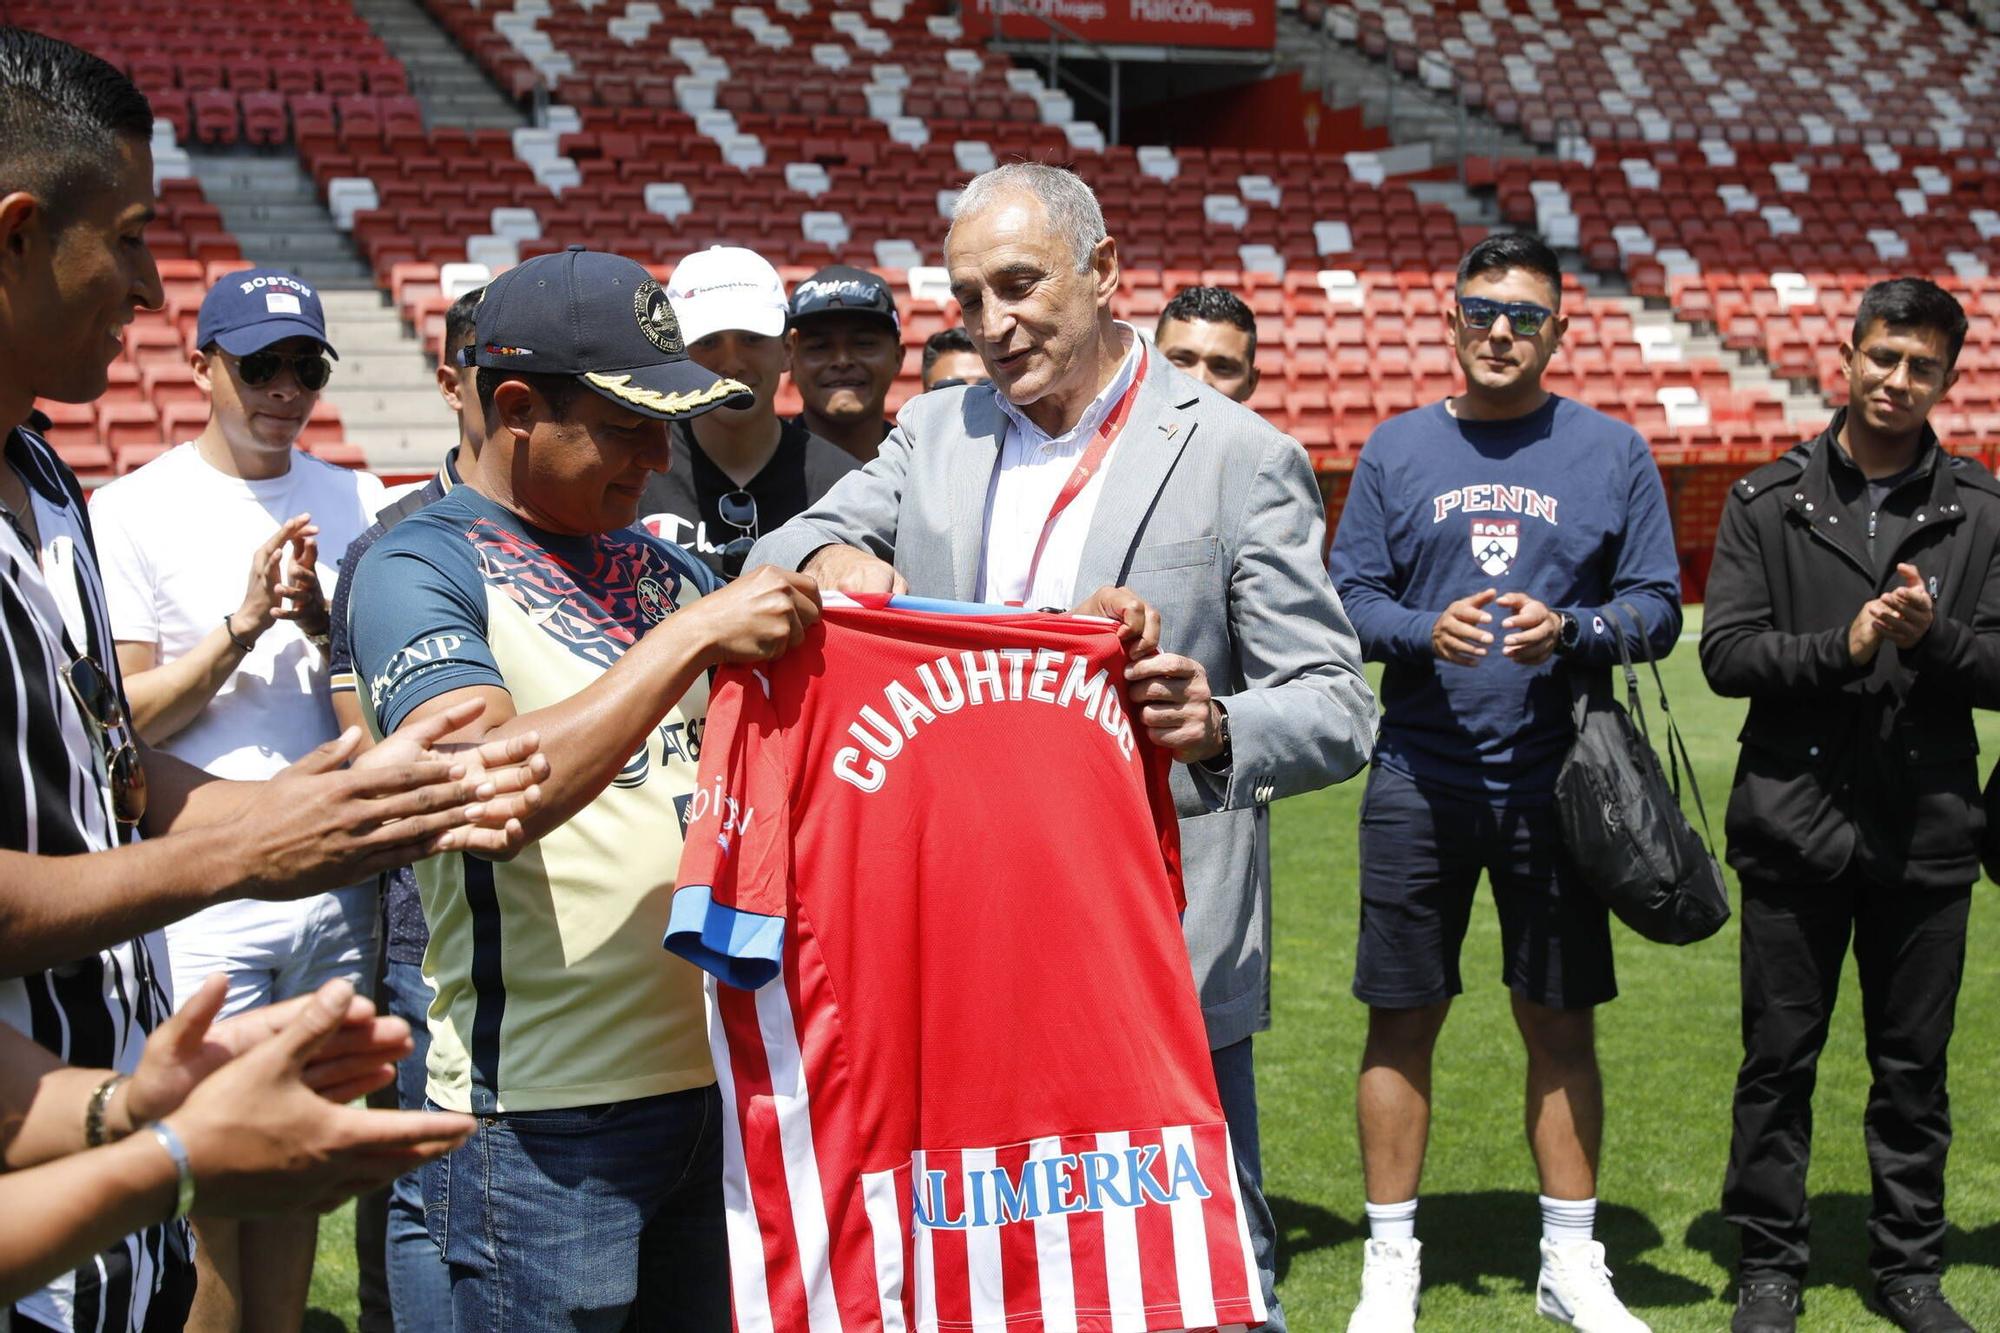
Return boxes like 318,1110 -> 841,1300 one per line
1365,1198 -> 1418,1243
1540,1195 -> 1596,1245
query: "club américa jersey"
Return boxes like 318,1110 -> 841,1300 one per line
666,596 -> 1265,1333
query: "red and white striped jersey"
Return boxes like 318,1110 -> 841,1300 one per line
668,596 -> 1265,1333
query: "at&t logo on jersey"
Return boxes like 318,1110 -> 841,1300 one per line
913,1140 -> 1211,1232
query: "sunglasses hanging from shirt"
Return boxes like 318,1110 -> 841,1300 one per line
715,488 -> 759,578
62,655 -> 148,827
234,349 -> 332,392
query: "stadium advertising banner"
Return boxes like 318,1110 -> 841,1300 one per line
972,0 -> 1276,51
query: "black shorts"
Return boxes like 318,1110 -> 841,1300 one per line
1352,763 -> 1617,1011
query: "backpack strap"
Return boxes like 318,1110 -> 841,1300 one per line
1613,600 -> 1719,846
373,484 -> 435,532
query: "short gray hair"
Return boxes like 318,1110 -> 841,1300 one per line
947,163 -> 1107,274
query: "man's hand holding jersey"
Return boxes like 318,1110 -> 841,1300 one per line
387,568 -> 821,845
1074,585 -> 1226,767
679,566 -> 824,664
800,545 -> 908,597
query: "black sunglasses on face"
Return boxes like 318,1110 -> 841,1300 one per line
1457,297 -> 1555,338
235,349 -> 332,392
63,655 -> 146,826
715,489 -> 759,579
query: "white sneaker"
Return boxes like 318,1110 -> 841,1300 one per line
1346,1237 -> 1421,1332
1536,1239 -> 1651,1332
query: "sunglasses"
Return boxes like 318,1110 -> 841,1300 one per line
63,656 -> 146,827
715,489 -> 758,579
1457,297 -> 1555,338
235,349 -> 332,392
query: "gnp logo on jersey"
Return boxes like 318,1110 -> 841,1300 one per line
1472,518 -> 1519,577
369,633 -> 467,712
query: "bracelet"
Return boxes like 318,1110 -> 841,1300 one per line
222,614 -> 257,654
148,1121 -> 196,1220
85,1073 -> 127,1147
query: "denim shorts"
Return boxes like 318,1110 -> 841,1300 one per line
423,1084 -> 728,1331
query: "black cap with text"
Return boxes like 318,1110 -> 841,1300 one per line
788,264 -> 900,336
473,246 -> 754,420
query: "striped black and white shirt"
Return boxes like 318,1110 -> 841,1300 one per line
1,424 -> 183,1333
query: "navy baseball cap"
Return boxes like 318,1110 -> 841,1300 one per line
196,268 -> 337,358
788,265 -> 900,336
473,246 -> 753,421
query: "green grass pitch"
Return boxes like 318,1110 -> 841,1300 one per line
303,608 -> 2000,1331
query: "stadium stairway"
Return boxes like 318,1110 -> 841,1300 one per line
1279,10 -> 1544,174
176,0 -> 534,476
350,0 -> 527,132
318,290 -> 453,472
189,151 -> 445,473
1597,283 -> 1829,430
190,154 -> 373,288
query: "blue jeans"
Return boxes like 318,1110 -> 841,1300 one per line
1214,1037 -> 1286,1333
423,1085 -> 728,1332
381,960 -> 452,1333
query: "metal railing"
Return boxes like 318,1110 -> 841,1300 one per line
983,1 -> 1124,146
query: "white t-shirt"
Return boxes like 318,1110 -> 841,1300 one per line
91,442 -> 385,780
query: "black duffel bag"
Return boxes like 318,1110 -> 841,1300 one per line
1555,601 -> 1730,946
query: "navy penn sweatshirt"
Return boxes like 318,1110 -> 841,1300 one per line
1328,395 -> 1683,799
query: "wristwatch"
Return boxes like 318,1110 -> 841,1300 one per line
1553,610 -> 1582,656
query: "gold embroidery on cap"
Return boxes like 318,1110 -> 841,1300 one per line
583,372 -> 748,415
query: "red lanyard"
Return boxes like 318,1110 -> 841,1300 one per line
1013,348 -> 1147,603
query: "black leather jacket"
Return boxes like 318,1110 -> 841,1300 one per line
1700,412 -> 2000,889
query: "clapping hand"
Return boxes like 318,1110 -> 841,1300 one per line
272,523 -> 330,639
242,697 -> 548,898
161,979 -> 474,1217
122,973 -> 414,1135
1849,564 -> 1934,663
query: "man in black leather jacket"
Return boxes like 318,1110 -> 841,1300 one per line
1701,278 -> 2000,1333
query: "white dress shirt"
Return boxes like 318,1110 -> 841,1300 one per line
978,324 -> 1145,608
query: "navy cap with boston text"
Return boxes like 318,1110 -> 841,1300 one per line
788,264 -> 900,335
196,268 -> 338,359
472,246 -> 754,421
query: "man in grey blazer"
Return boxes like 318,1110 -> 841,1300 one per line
749,162 -> 1376,1329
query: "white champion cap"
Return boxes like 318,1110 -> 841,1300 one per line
665,245 -> 789,344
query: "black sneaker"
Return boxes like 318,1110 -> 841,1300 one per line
1731,1278 -> 1801,1333
1877,1282 -> 1976,1333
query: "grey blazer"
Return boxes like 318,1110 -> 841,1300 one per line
750,352 -> 1377,1048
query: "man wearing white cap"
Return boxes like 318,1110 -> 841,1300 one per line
638,246 -> 858,577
